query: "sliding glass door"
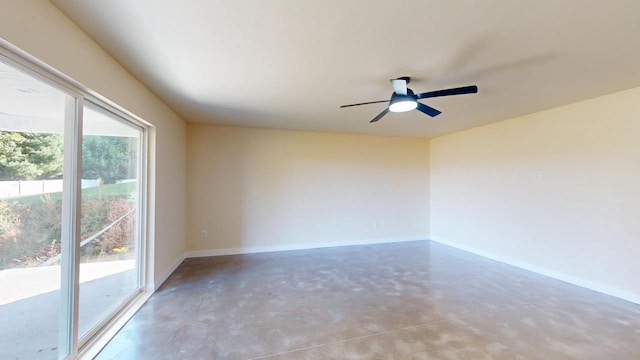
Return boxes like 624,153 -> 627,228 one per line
0,60 -> 68,360
78,104 -> 143,340
0,53 -> 146,359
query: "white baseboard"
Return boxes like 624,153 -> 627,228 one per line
151,252 -> 187,291
185,235 -> 428,258
430,236 -> 640,305
150,236 -> 427,289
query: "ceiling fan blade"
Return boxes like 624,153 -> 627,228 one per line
340,100 -> 389,108
390,78 -> 408,95
417,85 -> 478,99
416,102 -> 442,117
370,108 -> 389,123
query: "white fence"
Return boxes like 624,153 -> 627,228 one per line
0,179 -> 101,199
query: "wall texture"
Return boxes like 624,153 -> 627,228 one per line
187,125 -> 429,252
0,1 -> 187,286
430,87 -> 640,301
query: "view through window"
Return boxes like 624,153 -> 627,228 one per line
0,59 -> 66,360
0,57 -> 145,359
78,105 -> 142,338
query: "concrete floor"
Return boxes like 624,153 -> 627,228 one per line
97,241 -> 640,359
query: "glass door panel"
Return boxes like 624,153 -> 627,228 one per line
78,105 -> 142,339
0,61 -> 68,359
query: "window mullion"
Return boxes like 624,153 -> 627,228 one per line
59,96 -> 83,359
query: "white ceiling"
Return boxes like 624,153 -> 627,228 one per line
0,61 -> 137,136
51,0 -> 640,138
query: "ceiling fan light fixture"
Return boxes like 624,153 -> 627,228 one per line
389,98 -> 417,112
339,77 -> 477,123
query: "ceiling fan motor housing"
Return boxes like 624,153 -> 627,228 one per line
389,89 -> 418,112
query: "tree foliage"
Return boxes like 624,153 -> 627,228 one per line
82,136 -> 137,184
0,131 -> 139,268
0,131 -> 137,184
0,131 -> 63,180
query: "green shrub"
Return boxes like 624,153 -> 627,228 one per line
0,184 -> 136,269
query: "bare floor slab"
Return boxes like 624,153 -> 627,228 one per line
97,241 -> 640,359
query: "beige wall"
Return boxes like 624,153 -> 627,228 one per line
430,87 -> 640,300
0,1 -> 188,286
187,125 -> 429,251
3,1 -> 636,303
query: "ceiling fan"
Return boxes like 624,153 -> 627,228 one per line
340,77 -> 478,123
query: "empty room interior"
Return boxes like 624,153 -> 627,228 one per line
1,1 -> 639,359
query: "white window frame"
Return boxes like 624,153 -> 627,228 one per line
0,39 -> 152,360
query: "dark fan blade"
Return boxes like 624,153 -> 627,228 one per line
417,85 -> 478,99
340,100 -> 389,108
416,103 -> 442,117
370,108 -> 389,123
390,78 -> 408,95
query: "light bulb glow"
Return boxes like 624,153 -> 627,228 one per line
389,99 -> 417,112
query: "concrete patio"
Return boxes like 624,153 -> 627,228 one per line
0,260 -> 137,360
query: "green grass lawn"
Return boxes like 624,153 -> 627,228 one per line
8,182 -> 137,205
